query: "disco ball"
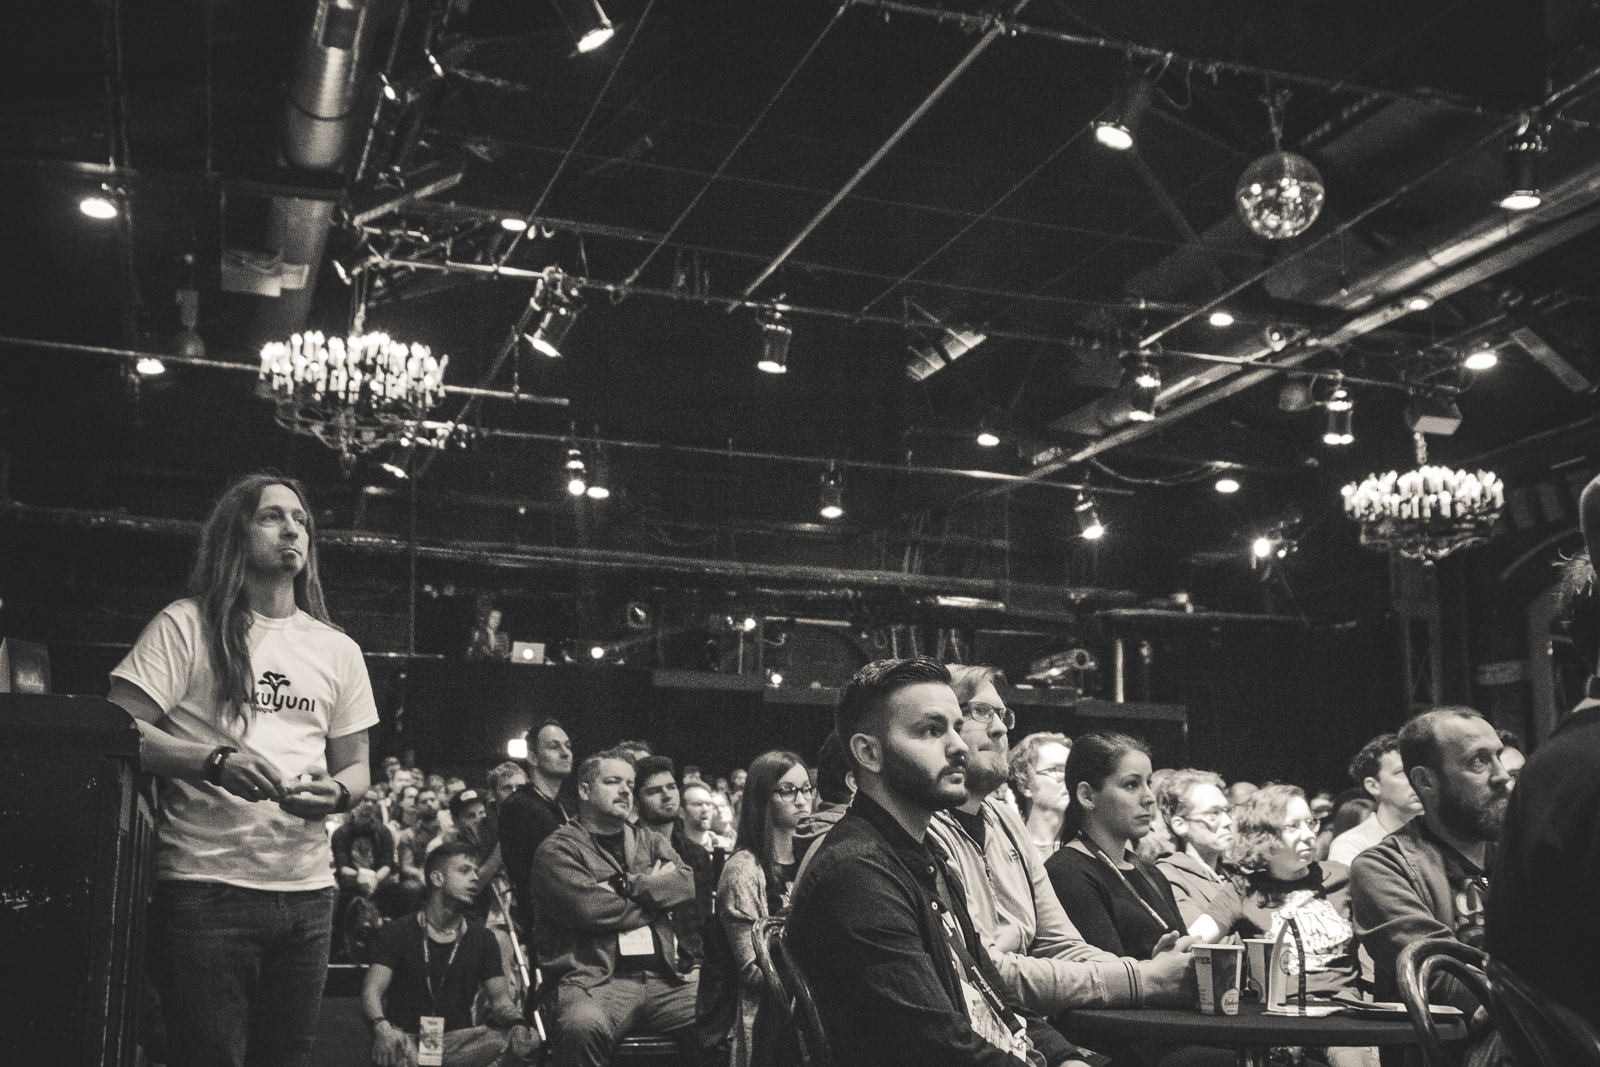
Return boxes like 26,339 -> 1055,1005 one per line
1236,151 -> 1325,240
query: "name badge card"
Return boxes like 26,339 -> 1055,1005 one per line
618,925 -> 655,956
417,1016 -> 444,1066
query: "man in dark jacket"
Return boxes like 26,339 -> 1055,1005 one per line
1351,706 -> 1511,1065
498,719 -> 575,925
531,750 -> 697,1067
788,658 -> 1096,1067
634,754 -> 712,969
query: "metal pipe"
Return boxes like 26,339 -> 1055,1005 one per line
1112,638 -> 1125,704
739,0 -> 1031,298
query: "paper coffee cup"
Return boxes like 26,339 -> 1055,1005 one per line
1194,943 -> 1243,1015
1243,938 -> 1274,1001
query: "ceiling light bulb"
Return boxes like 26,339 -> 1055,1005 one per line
567,477 -> 587,496
1074,491 -> 1105,540
135,357 -> 166,376
1324,402 -> 1354,445
1500,190 -> 1541,211
741,616 -> 758,632
1208,310 -> 1235,328
1406,294 -> 1435,312
1215,477 -> 1240,494
552,0 -> 616,52
576,24 -> 614,51
757,312 -> 792,374
585,485 -> 610,500
501,217 -> 529,232
1080,521 -> 1105,540
590,645 -> 606,660
80,196 -> 118,219
525,275 -> 580,357
819,504 -> 844,520
1253,537 -> 1273,558
565,448 -> 586,471
819,468 -> 844,520
507,738 -> 528,759
1464,349 -> 1499,371
976,430 -> 1001,448
1093,122 -> 1134,150
767,671 -> 783,687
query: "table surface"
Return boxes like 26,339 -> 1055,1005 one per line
1062,1001 -> 1467,1047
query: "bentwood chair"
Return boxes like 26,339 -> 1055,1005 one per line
1484,958 -> 1600,1067
1395,939 -> 1492,1067
752,916 -> 834,1067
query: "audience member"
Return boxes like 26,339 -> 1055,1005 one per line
1137,769 -> 1179,863
709,789 -> 737,844
335,789 -> 408,916
1008,732 -> 1072,859
427,773 -> 447,796
1154,770 -> 1235,932
1309,792 -> 1336,860
364,841 -> 537,1067
682,764 -> 705,787
1494,730 -> 1525,790
448,790 -> 494,862
530,751 -> 698,1067
1488,475 -> 1600,1030
1351,707 -> 1511,1067
490,760 -> 529,805
703,750 -> 812,1067
398,790 -> 445,907
788,658 -> 1090,1067
792,729 -> 853,877
614,739 -> 654,764
1326,790 -> 1375,843
108,473 -> 376,1067
498,718 -> 576,924
1328,734 -> 1423,867
927,665 -> 1198,1021
681,783 -> 733,853
633,754 -> 712,970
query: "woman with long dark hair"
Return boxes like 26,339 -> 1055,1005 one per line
109,472 -> 377,1067
697,750 -> 813,1067
1043,732 -> 1185,961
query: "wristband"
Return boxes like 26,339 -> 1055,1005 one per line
333,779 -> 353,814
203,746 -> 237,785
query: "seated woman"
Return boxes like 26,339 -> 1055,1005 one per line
1199,784 -> 1370,1067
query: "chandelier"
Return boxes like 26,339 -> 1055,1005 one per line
259,331 -> 459,471
1341,433 -> 1504,562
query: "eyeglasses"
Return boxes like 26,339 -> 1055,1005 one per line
1034,766 -> 1068,781
773,782 -> 815,803
963,702 -> 1016,730
1185,808 -> 1231,826
1283,818 -> 1322,835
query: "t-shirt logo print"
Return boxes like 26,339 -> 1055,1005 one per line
255,671 -> 317,714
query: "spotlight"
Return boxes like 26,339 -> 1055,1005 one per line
523,274 -> 581,358
80,195 -> 118,219
1092,69 -> 1155,151
501,217 -> 529,232
1323,384 -> 1354,446
567,476 -> 587,496
1464,348 -> 1499,371
585,485 -> 610,500
1405,294 -> 1435,312
135,357 -> 167,376
1208,310 -> 1235,328
756,308 -> 792,374
1215,477 -> 1240,494
564,445 -> 587,495
565,447 -> 586,471
1124,352 -> 1160,422
1499,126 -> 1545,211
589,644 -> 606,660
1074,490 -> 1105,540
1263,325 -> 1290,352
550,0 -> 615,52
976,429 -> 1001,448
819,463 -> 844,520
767,670 -> 783,688
1253,536 -> 1273,559
507,737 -> 528,759
741,616 -> 758,632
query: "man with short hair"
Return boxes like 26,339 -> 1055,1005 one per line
1226,781 -> 1257,809
1328,734 -> 1424,867
1494,730 -> 1525,790
364,842 -> 538,1067
1351,707 -> 1512,1064
490,761 -> 529,805
634,754 -> 712,969
680,782 -> 731,853
447,790 -> 492,859
1007,733 -> 1071,859
1154,770 -> 1235,932
793,730 -> 854,876
788,658 -> 1090,1067
531,752 -> 698,1067
928,666 -> 1198,1021
498,719 -> 576,925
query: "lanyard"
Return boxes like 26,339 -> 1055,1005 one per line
420,914 -> 463,1011
930,864 -> 1023,1040
1079,834 -> 1174,936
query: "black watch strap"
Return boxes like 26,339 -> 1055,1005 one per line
333,779 -> 353,813
204,746 -> 237,785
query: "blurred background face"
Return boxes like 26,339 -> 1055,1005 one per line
495,766 -> 527,803
731,769 -> 747,793
535,725 -> 573,779
1082,750 -> 1155,843
1031,742 -> 1071,815
769,762 -> 814,831
637,771 -> 681,825
1173,782 -> 1234,857
1269,796 -> 1319,878
459,801 -> 487,833
682,784 -> 715,831
417,790 -> 439,813
1499,745 -> 1526,789
1371,750 -> 1425,816
580,758 -> 635,821
957,678 -> 1011,796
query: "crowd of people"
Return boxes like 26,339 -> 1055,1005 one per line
111,470 -> 1599,1067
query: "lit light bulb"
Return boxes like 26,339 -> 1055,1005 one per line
80,196 -> 118,219
1406,294 -> 1435,312
820,504 -> 844,520
976,430 -> 1001,448
1499,191 -> 1541,211
1253,537 -> 1273,558
507,738 -> 528,759
501,217 -> 529,232
1208,311 -> 1235,328
767,671 -> 783,687
577,25 -> 615,52
567,478 -> 587,496
135,357 -> 166,376
1464,349 -> 1498,371
741,617 -> 758,632
585,485 -> 610,500
1215,478 -> 1240,494
1093,122 -> 1134,150
1080,521 -> 1105,540
589,645 -> 606,660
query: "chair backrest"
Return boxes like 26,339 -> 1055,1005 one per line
1486,958 -> 1600,1067
752,916 -> 834,1067
1395,939 -> 1492,1067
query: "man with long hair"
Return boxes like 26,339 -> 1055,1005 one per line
109,472 -> 377,1067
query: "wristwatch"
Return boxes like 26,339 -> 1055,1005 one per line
332,779 -> 353,813
203,746 -> 238,785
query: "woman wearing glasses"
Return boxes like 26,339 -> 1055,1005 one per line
699,750 -> 813,1067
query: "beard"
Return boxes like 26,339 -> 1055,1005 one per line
961,756 -> 1008,801
1437,776 -> 1509,841
881,741 -> 967,813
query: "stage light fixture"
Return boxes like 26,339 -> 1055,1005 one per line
819,463 -> 844,520
135,357 -> 166,376
589,644 -> 606,660
1215,477 -> 1240,494
507,737 -> 528,759
1323,384 -> 1354,446
585,485 -> 610,500
1253,536 -> 1273,559
523,273 -> 581,358
501,217 -> 529,232
1208,310 -> 1235,328
1499,126 -> 1545,211
767,670 -> 783,688
550,0 -> 615,52
80,195 -> 118,219
564,445 -> 587,495
1074,489 -> 1105,540
1093,69 -> 1155,151
1124,353 -> 1160,422
1464,348 -> 1499,371
756,308 -> 792,374
976,429 -> 1001,448
1405,294 -> 1435,312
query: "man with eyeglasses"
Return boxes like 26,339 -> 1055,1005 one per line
1008,733 -> 1072,859
929,666 -> 1200,1024
1153,770 -> 1236,934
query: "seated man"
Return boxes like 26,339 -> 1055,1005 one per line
633,754 -> 712,969
792,729 -> 854,882
364,842 -> 538,1067
1351,707 -> 1511,1065
788,658 -> 1096,1067
531,750 -> 698,1067
1154,770 -> 1235,934
1329,733 -> 1424,867
335,789 -> 409,917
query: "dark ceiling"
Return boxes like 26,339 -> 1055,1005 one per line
2,0 -> 1598,667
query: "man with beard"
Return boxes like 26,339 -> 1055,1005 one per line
634,755 -> 712,969
1351,707 -> 1511,1065
531,751 -> 697,1067
788,658 -> 1093,1067
927,666 -> 1198,1020
498,719 -> 575,925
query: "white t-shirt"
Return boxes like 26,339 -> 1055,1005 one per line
113,598 -> 379,890
1327,811 -> 1409,867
